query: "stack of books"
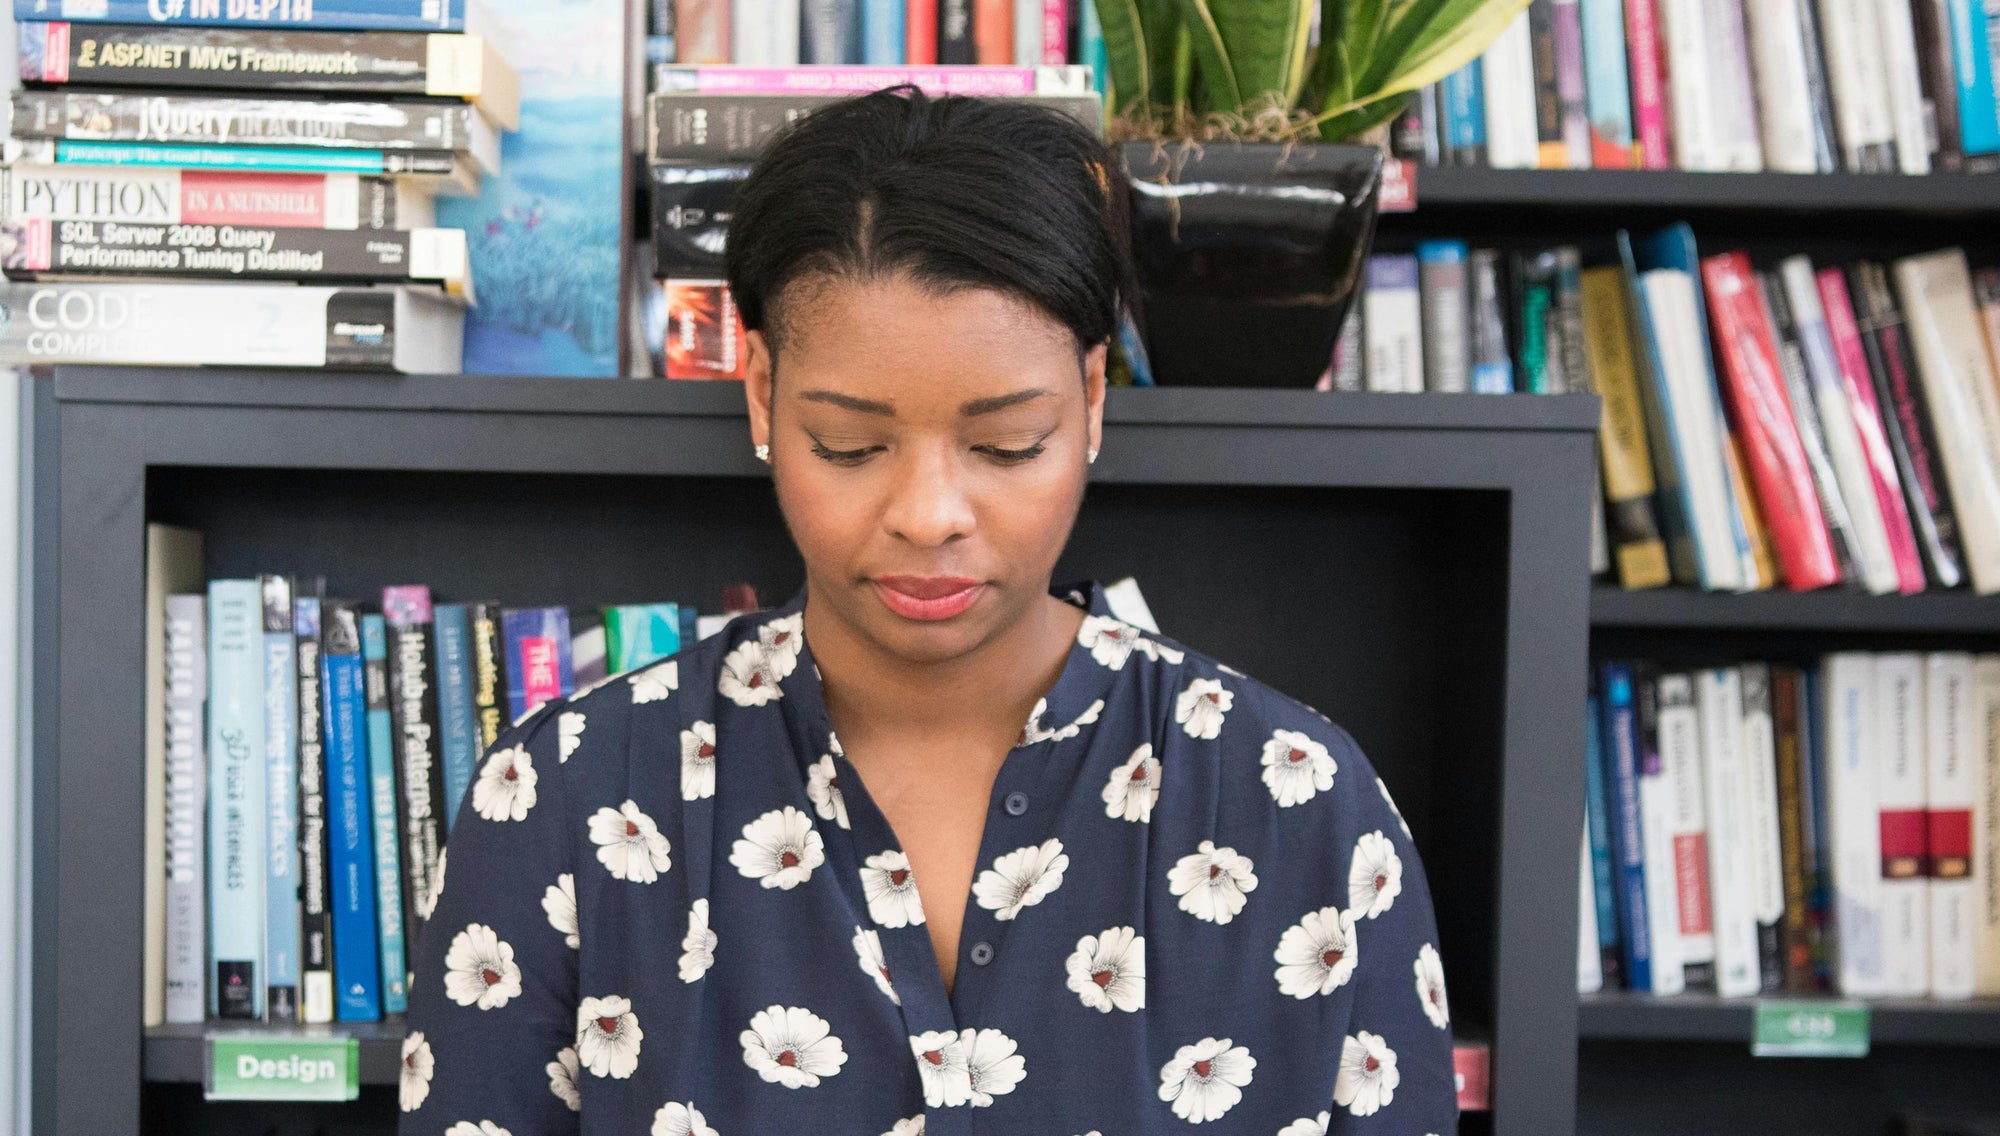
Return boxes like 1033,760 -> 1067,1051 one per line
649,1 -> 1087,80
0,0 -> 521,370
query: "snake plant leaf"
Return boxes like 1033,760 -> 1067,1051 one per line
1338,0 -> 1393,83
1171,0 -> 1243,112
1094,0 -> 1152,117
1303,34 -> 1356,118
1359,0 -> 1531,91
1146,0 -> 1187,111
1197,0 -> 1315,106
1311,87 -> 1415,140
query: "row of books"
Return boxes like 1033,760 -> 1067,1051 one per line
1400,0 -> 2000,175
1579,655 -> 2000,1000
0,4 -> 527,370
140,523 -> 746,1026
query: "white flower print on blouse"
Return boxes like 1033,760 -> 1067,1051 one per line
558,711 -> 586,762
758,613 -> 804,676
1156,1037 -> 1256,1124
1378,775 -> 1414,840
1078,614 -> 1144,669
576,994 -> 643,1079
1020,696 -> 1105,746
1174,678 -> 1233,740
730,806 -> 826,889
679,898 -> 716,984
1333,1030 -> 1399,1117
1349,829 -> 1404,919
1167,840 -> 1259,924
961,1027 -> 1026,1107
909,1029 -> 972,1108
442,923 -> 523,1010
546,1046 -> 581,1111
1415,942 -> 1450,1029
852,926 -> 899,1004
542,873 -> 579,949
472,744 -> 537,822
1278,1112 -> 1330,1136
1065,926 -> 1146,1013
884,1117 -> 925,1136
740,1004 -> 847,1088
1273,906 -> 1359,999
589,800 -> 673,884
806,751 -> 850,829
629,659 -> 679,704
718,638 -> 784,707
972,837 -> 1069,920
445,1123 -> 510,1136
1259,728 -> 1336,808
680,721 -> 717,801
1101,743 -> 1161,823
399,1031 -> 433,1112
651,1101 -> 718,1136
860,849 -> 925,928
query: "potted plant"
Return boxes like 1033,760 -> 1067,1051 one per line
1097,0 -> 1531,387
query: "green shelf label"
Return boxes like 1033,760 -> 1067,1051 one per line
205,1033 -> 360,1101
1751,1000 -> 1870,1058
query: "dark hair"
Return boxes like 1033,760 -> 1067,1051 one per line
724,85 -> 1135,369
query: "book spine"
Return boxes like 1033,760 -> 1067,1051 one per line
1011,0 -> 1038,65
869,0 -> 909,63
1816,0 -> 1900,170
163,593 -> 207,1024
1947,0 -> 2000,157
1824,651 -> 1889,996
1974,655 -> 2000,995
905,0 -> 937,63
971,0 -> 1010,63
732,0 -> 801,65
360,613 -> 409,1013
938,0 -> 976,63
1911,0 -> 1966,170
648,62 -> 1090,94
13,0 -> 475,31
433,603 -> 478,835
1700,250 -> 1840,590
1761,269 -> 1862,584
294,596 -> 333,1024
1,219 -> 468,290
1580,821 -> 1604,993
1552,0 -> 1594,165
1878,0 -> 1936,173
1417,241 -> 1470,393
31,138 -> 471,186
645,91 -> 1102,161
1518,251 -> 1560,393
1658,0 -> 1720,169
1646,265 -> 1747,590
321,602 -> 382,1021
1819,267 -> 1928,593
1624,0 -> 1673,166
1330,302 -> 1365,392
383,585 -> 444,945
1724,432 -> 1779,590
469,601 -> 507,750
1585,691 -> 1624,985
1802,666 -> 1836,989
1740,664 -> 1787,992
1,165 -> 409,229
1742,0 -> 1823,172
1926,652 -> 1978,998
1709,0 -> 1768,169
1635,670 -> 1688,992
1878,653 -> 1932,995
1363,254 -> 1423,393
260,575 -> 300,1023
1601,665 -> 1654,990
207,578 -> 265,1021
1441,59 -> 1489,165
1529,0 -> 1567,166
503,607 -> 576,722
1581,264 -> 1672,588
12,90 -> 492,155
1618,234 -> 1700,584
1580,0 -> 1639,165
1773,665 -> 1817,992
803,0 -> 861,64
673,0 -> 731,63
1698,667 -> 1761,996
1792,0 -> 1844,170
1851,260 -> 1967,589
1656,672 -> 1717,985
1483,10 -> 1541,168
1041,0 -> 1067,64
1469,249 -> 1514,392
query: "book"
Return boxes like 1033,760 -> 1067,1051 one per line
732,0 -> 801,66
1529,0 -> 1566,167
1698,666 -> 1760,995
1580,823 -> 1604,993
645,91 -> 1103,162
650,61 -> 1092,94
1815,0 -> 1899,170
1910,0 -> 1965,171
1657,672 -> 1718,987
11,0 -> 495,31
1601,665 -> 1654,991
163,592 -> 208,1025
1482,9 -> 1540,168
803,0 -> 860,63
572,614 -> 608,690
1925,652 -> 1979,998
294,595 -> 334,1024
662,279 -> 748,380
383,585 -> 444,943
1773,665 -> 1817,991
1624,0 -> 1672,167
320,601 -> 382,1021
1635,669 -> 1687,993
468,601 -> 507,750
1946,0 -> 2000,163
432,604 -> 479,835
1364,254 -> 1422,393
1417,241 -> 1470,393
1581,264 -> 1671,588
502,606 -> 574,722
1440,58 -> 1488,166
1329,303 -> 1364,392
1,220 -> 473,296
1973,655 -> 2000,994
0,281 -> 465,371
359,613 -> 409,1013
606,603 -> 682,673
143,525 -> 203,1027
1762,269 -> 1864,585
1879,0 -> 1934,173
1705,0 -> 1767,170
905,0 -> 937,63
972,0 -> 1010,62
260,575 -> 301,1023
1579,0 -> 1639,165
1657,0 -> 1721,169
1740,664 -> 1785,993
1742,0 -> 1830,172
8,138 -> 480,196
1803,665 -> 1838,988
1585,689 -> 1623,985
206,578 -> 265,1020
872,0 -> 909,63
1039,0 -> 1066,64
939,0 -> 974,63
1822,651 -> 1888,996
1818,267 -> 1926,593
1469,249 -> 1514,392
1876,652 -> 1931,995
1551,0 -> 1593,166
1,165 -> 425,229
1791,0 -> 1844,171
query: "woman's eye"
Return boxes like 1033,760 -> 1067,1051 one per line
809,440 -> 879,465
976,442 -> 1047,464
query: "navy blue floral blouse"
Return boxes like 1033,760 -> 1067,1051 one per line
398,581 -> 1457,1136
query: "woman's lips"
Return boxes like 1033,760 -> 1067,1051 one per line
873,576 -> 984,621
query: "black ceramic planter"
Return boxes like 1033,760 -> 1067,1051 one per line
1120,139 -> 1385,388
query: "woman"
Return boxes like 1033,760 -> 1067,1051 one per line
401,88 -> 1457,1136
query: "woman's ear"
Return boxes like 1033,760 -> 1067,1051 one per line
1083,340 -> 1109,458
745,329 -> 775,456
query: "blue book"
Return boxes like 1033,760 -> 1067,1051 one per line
433,604 -> 479,836
1441,58 -> 1486,160
206,579 -> 266,1020
860,0 -> 903,63
1801,664 -> 1832,990
606,603 -> 681,673
260,575 -> 301,1022
1080,0 -> 1108,99
361,614 -> 409,1013
321,603 -> 382,1021
678,604 -> 700,651
502,606 -> 574,722
804,0 -> 860,63
1583,690 -> 1620,981
1577,0 -> 1635,165
435,0 -> 622,376
14,0 -> 486,30
47,140 -> 466,180
1598,662 -> 1652,993
1948,0 -> 2000,157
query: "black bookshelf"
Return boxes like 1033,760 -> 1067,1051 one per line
1579,991 -> 2000,1047
1411,166 -> 2000,215
32,369 -> 1596,1136
1591,583 -> 2000,634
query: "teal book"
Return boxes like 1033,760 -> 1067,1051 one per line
606,603 -> 682,673
260,575 -> 301,1022
206,579 -> 266,1020
434,603 -> 479,836
361,613 -> 409,1013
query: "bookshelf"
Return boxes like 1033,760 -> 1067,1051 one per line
31,368 -> 1595,1136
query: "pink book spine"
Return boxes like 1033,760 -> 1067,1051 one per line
673,65 -> 1042,95
1623,0 -> 1672,168
1042,0 -> 1069,64
1816,267 -> 1927,593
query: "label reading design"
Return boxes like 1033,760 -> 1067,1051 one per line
1751,1000 -> 1870,1058
205,1033 -> 359,1101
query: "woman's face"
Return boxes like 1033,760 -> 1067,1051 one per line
744,272 -> 1108,665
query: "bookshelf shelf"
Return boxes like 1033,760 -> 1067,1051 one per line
143,1022 -> 407,1085
1589,583 -> 2000,633
1579,991 -> 2000,1047
1409,167 -> 2000,215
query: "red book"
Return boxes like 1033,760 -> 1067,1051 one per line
1622,0 -> 1672,168
973,0 -> 1013,63
905,0 -> 938,63
1816,267 -> 1927,593
1041,0 -> 1069,64
1700,251 -> 1841,590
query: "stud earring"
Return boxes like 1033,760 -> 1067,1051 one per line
1087,448 -> 1099,465
755,443 -> 770,463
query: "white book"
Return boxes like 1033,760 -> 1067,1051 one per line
1814,0 -> 1899,170
1699,667 -> 1761,995
1657,674 -> 1718,978
1822,652 -> 1889,996
1482,10 -> 1541,169
1926,652 -> 1978,998
1644,271 -> 1744,591
1876,0 -> 1932,174
1973,655 -> 2000,995
163,594 -> 208,1025
1638,733 -> 1690,994
1580,825 -> 1605,994
1741,664 -> 1786,984
1781,256 -> 1900,594
143,524 -> 204,1028
1704,0 -> 1767,170
733,0 -> 803,65
1875,652 -> 1930,995
1743,0 -> 1823,171
1893,250 -> 2000,594
1015,0 -> 1044,66
1658,0 -> 1724,169
1364,255 -> 1424,393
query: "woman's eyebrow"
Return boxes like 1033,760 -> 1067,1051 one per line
795,388 -> 1051,417
960,389 -> 1050,416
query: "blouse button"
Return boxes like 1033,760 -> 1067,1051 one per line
969,941 -> 995,966
1002,791 -> 1030,817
